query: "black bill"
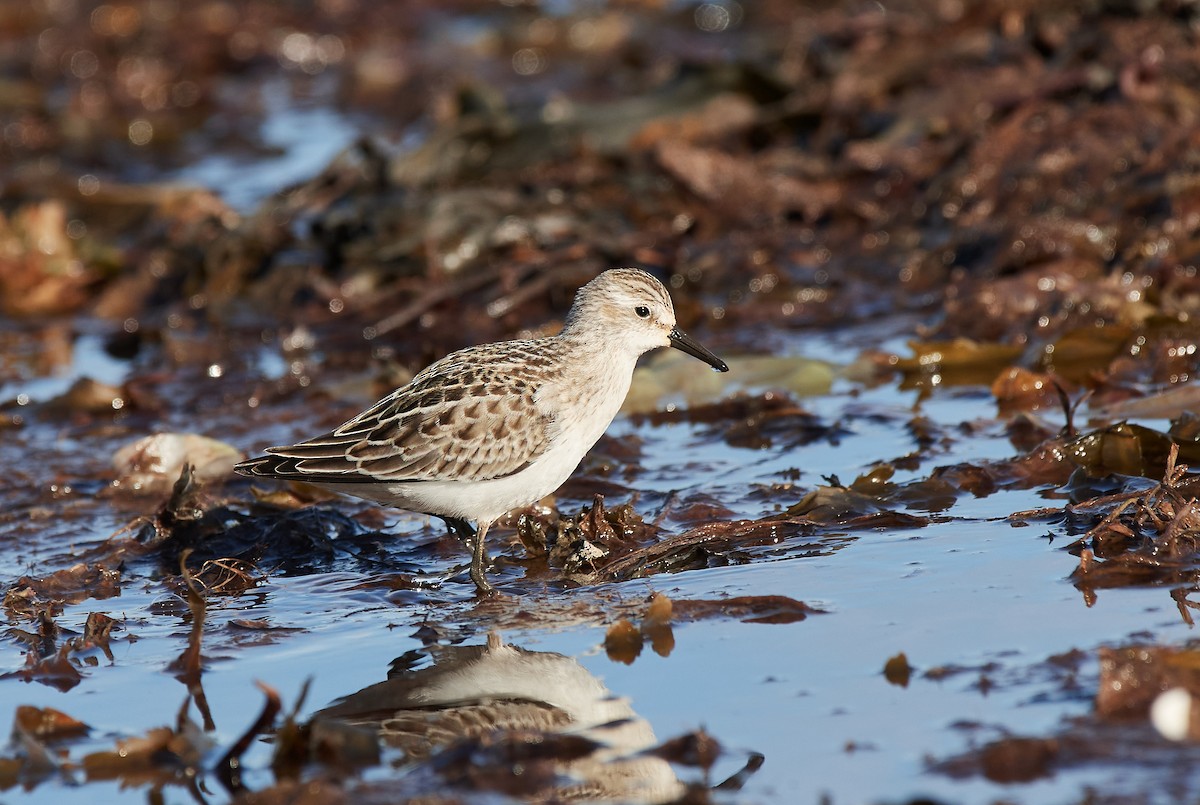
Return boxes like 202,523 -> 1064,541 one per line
669,327 -> 729,372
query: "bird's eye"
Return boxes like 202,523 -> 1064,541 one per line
635,305 -> 651,319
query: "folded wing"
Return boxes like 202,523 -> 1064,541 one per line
237,348 -> 557,485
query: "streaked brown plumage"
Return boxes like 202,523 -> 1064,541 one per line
236,268 -> 728,594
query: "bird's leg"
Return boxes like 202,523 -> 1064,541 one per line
470,521 -> 495,595
440,517 -> 495,594
443,517 -> 475,546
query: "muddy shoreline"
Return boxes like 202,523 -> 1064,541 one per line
5,1 -> 1200,802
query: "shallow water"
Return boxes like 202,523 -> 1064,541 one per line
3,314 -> 1195,802
3,36 -> 1199,801
168,77 -> 363,212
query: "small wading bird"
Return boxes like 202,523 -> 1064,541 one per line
236,268 -> 729,594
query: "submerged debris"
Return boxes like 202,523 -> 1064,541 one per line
605,618 -> 645,665
1063,444 -> 1200,613
883,652 -> 914,689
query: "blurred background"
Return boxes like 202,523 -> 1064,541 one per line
6,1 -> 1200,803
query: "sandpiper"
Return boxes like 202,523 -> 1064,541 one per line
236,268 -> 728,594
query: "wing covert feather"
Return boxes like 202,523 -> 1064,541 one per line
258,340 -> 564,484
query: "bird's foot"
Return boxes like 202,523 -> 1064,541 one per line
469,564 -> 500,598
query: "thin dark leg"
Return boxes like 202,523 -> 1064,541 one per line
470,521 -> 495,595
443,517 -> 476,545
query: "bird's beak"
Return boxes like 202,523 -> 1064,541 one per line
669,327 -> 729,372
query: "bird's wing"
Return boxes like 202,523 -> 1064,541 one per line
238,341 -> 562,484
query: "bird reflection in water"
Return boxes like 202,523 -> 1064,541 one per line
312,632 -> 761,802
